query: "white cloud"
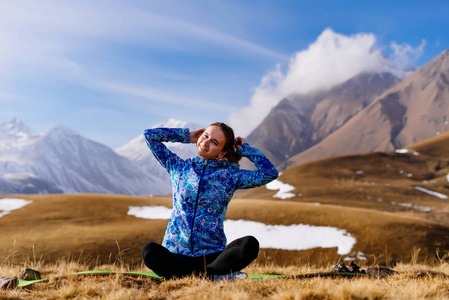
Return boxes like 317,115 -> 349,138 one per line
229,28 -> 426,137
389,39 -> 426,71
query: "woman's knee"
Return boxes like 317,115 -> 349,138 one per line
141,242 -> 162,260
244,236 -> 259,259
228,236 -> 259,260
241,236 -> 259,252
247,236 -> 259,247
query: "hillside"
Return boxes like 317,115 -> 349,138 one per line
240,129 -> 449,263
1,193 -> 448,268
244,127 -> 449,218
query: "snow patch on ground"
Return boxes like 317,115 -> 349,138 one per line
128,206 -> 356,255
224,219 -> 355,255
414,186 -> 448,199
128,205 -> 172,219
0,198 -> 33,218
395,149 -> 420,156
397,202 -> 432,212
266,179 -> 296,199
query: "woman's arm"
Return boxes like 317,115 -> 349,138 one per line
235,142 -> 279,189
143,128 -> 191,173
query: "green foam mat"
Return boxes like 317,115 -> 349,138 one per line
18,271 -> 162,288
18,271 -> 371,288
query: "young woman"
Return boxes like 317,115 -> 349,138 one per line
141,122 -> 278,280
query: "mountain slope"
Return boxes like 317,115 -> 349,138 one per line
286,49 -> 449,167
0,119 -> 167,195
246,72 -> 399,167
0,118 -> 64,194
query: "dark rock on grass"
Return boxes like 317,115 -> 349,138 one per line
365,267 -> 398,277
21,268 -> 42,280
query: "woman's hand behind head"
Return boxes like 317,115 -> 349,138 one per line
190,128 -> 205,144
235,136 -> 245,151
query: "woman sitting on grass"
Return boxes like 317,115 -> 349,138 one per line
141,122 -> 278,281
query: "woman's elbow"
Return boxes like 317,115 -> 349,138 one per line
266,168 -> 279,182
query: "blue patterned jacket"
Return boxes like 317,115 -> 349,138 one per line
144,128 -> 278,257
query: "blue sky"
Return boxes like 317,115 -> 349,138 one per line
0,0 -> 448,149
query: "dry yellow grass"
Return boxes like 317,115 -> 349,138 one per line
2,256 -> 449,299
0,194 -> 171,267
1,192 -> 449,298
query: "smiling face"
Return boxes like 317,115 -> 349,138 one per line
196,125 -> 227,160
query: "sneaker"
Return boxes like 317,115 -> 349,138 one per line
330,258 -> 351,273
213,271 -> 249,281
0,277 -> 18,290
347,261 -> 363,273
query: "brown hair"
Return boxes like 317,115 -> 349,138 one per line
209,122 -> 242,163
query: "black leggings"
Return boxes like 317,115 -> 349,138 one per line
141,236 -> 259,279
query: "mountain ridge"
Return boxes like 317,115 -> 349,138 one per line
284,49 -> 449,168
0,119 -> 167,195
246,71 -> 399,167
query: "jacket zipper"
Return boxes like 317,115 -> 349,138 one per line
190,160 -> 207,255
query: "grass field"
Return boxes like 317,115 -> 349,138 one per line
2,256 -> 449,299
1,194 -> 448,268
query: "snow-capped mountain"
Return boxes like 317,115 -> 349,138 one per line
0,118 -> 42,163
0,118 -> 60,194
0,119 -> 168,195
116,118 -> 203,193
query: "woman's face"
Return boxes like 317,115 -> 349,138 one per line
196,125 -> 227,160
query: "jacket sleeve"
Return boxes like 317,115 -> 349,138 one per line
235,143 -> 279,189
143,128 -> 191,173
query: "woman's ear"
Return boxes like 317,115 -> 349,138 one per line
218,151 -> 227,159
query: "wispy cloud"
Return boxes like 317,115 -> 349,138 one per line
0,1 -> 286,74
0,0 -> 285,124
94,79 -> 234,113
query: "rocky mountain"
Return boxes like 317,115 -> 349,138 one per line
0,118 -> 167,195
285,49 -> 449,168
115,118 -> 203,192
246,72 -> 399,167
